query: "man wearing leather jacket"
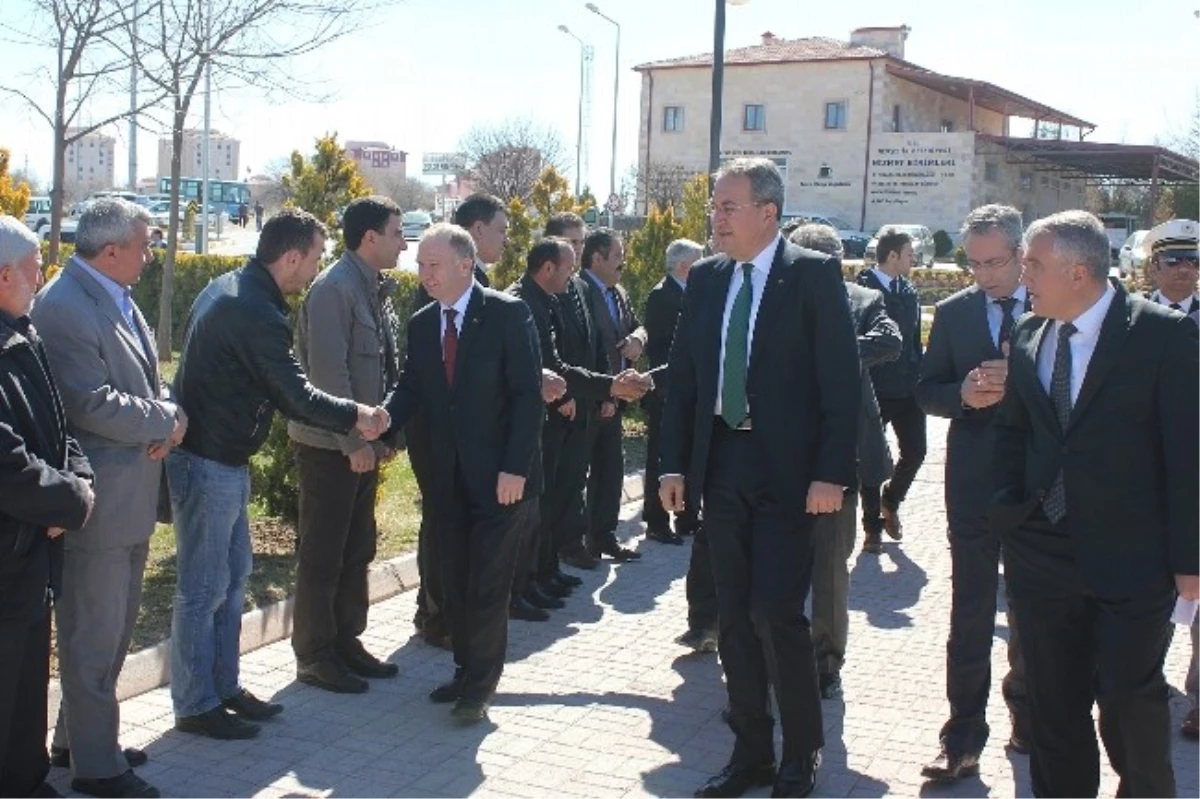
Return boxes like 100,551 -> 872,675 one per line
166,208 -> 389,742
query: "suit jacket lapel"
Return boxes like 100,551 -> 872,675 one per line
66,260 -> 155,384
749,239 -> 791,370
967,288 -> 998,357
707,258 -> 737,377
452,285 -> 486,391
1024,317 -> 1059,431
1068,288 -> 1130,431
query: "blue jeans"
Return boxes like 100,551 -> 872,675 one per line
167,449 -> 252,717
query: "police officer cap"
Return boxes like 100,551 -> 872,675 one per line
1143,218 -> 1198,254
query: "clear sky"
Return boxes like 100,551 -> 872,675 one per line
1,0 -> 1196,196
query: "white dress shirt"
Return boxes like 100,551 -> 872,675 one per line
714,234 -> 779,416
1037,283 -> 1116,404
439,281 -> 475,339
870,266 -> 894,293
1150,290 -> 1199,314
986,285 -> 1028,348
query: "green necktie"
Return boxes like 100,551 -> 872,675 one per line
721,263 -> 755,427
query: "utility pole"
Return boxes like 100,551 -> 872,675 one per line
200,0 -> 212,252
128,0 -> 138,190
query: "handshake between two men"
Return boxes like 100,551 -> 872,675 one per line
539,367 -> 656,422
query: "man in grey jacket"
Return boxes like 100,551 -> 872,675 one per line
289,196 -> 406,694
33,199 -> 183,799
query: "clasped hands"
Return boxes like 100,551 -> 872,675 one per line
147,407 -> 189,461
962,343 -> 1011,410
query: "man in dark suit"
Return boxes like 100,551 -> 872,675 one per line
578,228 -> 648,562
660,158 -> 861,798
508,238 -> 650,618
856,229 -> 926,552
788,223 -> 900,701
409,193 -> 502,644
383,223 -> 544,724
642,238 -> 704,546
993,210 -> 1198,798
915,204 -> 1032,783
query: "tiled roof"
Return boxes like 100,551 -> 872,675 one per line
634,36 -> 888,71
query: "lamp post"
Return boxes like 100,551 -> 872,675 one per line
584,2 -> 619,223
709,0 -> 752,186
558,24 -> 589,197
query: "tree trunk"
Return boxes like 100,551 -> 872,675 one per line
47,45 -> 69,268
157,104 -> 187,362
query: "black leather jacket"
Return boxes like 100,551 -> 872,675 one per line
173,259 -> 358,466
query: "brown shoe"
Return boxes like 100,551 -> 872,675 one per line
880,497 -> 903,541
862,532 -> 882,554
1183,707 -> 1199,739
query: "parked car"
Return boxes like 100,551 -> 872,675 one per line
863,224 -> 936,267
40,217 -> 78,244
402,210 -> 433,240
782,211 -> 871,258
23,196 -> 52,233
1117,229 -> 1149,277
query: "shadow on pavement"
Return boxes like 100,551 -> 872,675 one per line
849,541 -> 928,629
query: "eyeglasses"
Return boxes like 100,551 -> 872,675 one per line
1156,251 -> 1199,269
966,251 -> 1017,272
708,201 -> 764,218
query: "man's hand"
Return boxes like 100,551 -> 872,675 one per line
961,359 -> 1008,409
556,398 -> 577,421
170,407 -> 188,446
376,443 -> 396,464
1176,574 -> 1199,602
355,404 -> 390,441
347,445 -> 377,474
806,481 -> 844,514
599,400 -> 617,419
497,472 -> 526,505
541,369 -> 567,403
610,368 -> 653,401
618,336 -> 644,361
47,527 -> 65,539
659,475 -> 686,513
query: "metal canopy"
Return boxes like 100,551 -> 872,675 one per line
886,64 -> 1095,130
977,134 -> 1199,185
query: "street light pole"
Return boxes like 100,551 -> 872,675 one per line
708,0 -> 726,185
200,0 -> 212,253
558,25 -> 588,197
585,3 -> 619,223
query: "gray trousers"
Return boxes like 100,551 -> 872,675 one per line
53,542 -> 149,779
810,493 -> 858,675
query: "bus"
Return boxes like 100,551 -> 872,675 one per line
157,177 -> 251,217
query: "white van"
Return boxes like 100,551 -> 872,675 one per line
24,196 -> 51,232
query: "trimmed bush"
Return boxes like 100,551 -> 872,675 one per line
933,230 -> 954,258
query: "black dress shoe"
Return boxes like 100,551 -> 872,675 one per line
175,707 -> 260,740
646,528 -> 685,545
818,672 -> 843,699
50,746 -> 148,770
675,628 -> 718,653
695,762 -> 776,798
590,537 -> 642,561
559,546 -> 599,570
880,493 -> 904,540
297,659 -> 369,694
552,569 -> 583,587
772,752 -> 821,798
509,595 -> 550,621
421,624 -> 452,649
524,584 -> 565,610
1005,733 -> 1029,754
537,577 -> 572,598
71,769 -> 159,799
861,531 -> 882,554
429,680 -> 462,704
222,688 -> 283,719
451,697 -> 489,724
337,640 -> 399,678
920,749 -> 980,783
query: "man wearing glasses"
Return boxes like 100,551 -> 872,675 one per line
915,205 -> 1032,783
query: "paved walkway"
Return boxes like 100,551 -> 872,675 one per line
48,418 -> 1198,797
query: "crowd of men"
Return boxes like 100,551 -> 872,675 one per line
0,156 -> 1196,799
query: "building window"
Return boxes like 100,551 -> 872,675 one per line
824,101 -> 847,130
743,104 -> 765,132
892,104 -> 901,132
663,105 -> 684,132
940,119 -> 953,133
818,165 -> 833,179
1020,172 -> 1032,191
985,161 -> 999,183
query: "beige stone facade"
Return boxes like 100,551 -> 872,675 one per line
63,128 -> 116,201
156,129 -> 241,182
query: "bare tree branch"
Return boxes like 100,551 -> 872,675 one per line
459,118 -> 568,201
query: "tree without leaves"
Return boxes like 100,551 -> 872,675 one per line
632,161 -> 692,215
129,0 -> 368,361
459,119 -> 566,202
373,175 -> 436,213
0,0 -> 162,267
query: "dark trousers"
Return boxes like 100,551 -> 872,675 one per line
705,421 -> 823,764
941,508 -> 1027,756
550,417 -> 593,556
643,399 -> 700,535
442,466 -> 526,702
810,493 -> 857,676
686,522 -> 719,633
0,611 -> 51,797
1005,519 -> 1176,798
513,414 -> 585,597
293,443 -> 379,663
409,422 -> 445,632
586,410 -> 625,544
860,395 -> 926,529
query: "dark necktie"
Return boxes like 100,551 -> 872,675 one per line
721,263 -> 754,427
443,309 -> 459,387
606,286 -> 621,324
1170,302 -> 1183,312
997,296 -> 1018,348
1043,321 -> 1077,523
